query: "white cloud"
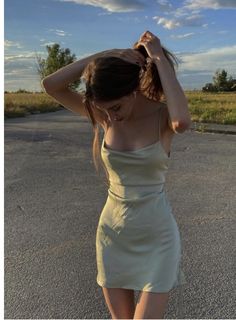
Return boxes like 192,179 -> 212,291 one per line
48,29 -> 72,37
40,42 -> 58,47
153,13 -> 204,29
170,32 -> 195,39
183,0 -> 236,10
5,69 -> 31,76
5,52 -> 39,62
4,40 -> 23,49
4,52 -> 45,77
4,51 -> 47,91
153,16 -> 180,29
176,45 -> 236,89
156,0 -> 173,12
182,14 -> 204,27
179,71 -> 213,77
58,0 -> 145,12
153,0 -> 236,30
177,45 -> 236,75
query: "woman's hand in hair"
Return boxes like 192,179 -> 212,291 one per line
136,30 -> 164,60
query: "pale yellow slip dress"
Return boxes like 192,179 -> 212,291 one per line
96,104 -> 187,316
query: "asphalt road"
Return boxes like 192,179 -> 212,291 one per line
5,109 -> 236,319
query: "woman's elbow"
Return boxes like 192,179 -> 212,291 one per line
174,120 -> 192,133
41,78 -> 53,93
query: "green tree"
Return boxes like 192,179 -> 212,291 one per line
202,83 -> 217,92
212,69 -> 229,91
35,43 -> 80,91
16,88 -> 31,93
227,76 -> 236,91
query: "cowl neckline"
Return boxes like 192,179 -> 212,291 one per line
102,137 -> 170,159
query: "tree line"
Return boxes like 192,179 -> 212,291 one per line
5,43 -> 236,93
202,69 -> 236,92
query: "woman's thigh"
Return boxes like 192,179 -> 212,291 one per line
102,287 -> 136,319
133,290 -> 170,319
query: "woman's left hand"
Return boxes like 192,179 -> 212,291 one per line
136,31 -> 164,60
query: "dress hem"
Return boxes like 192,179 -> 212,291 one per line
96,278 -> 186,293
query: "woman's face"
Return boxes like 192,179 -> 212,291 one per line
93,92 -> 137,123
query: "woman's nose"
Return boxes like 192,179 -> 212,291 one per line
107,111 -> 116,120
106,111 -> 113,122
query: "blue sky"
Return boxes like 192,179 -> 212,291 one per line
4,0 -> 236,91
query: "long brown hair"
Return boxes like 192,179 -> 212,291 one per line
81,42 -> 179,187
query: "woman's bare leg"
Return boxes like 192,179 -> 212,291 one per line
133,291 -> 170,319
102,287 -> 136,319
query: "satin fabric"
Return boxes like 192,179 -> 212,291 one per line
96,112 -> 187,316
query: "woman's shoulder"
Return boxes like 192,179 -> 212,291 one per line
98,99 -> 173,136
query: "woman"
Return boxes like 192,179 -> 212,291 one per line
42,30 -> 191,319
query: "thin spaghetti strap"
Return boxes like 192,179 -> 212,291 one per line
158,105 -> 163,143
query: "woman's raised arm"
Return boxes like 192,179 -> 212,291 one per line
41,52 -> 105,117
41,51 -> 103,94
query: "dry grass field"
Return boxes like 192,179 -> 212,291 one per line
4,92 -> 62,118
4,91 -> 236,124
185,91 -> 236,124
